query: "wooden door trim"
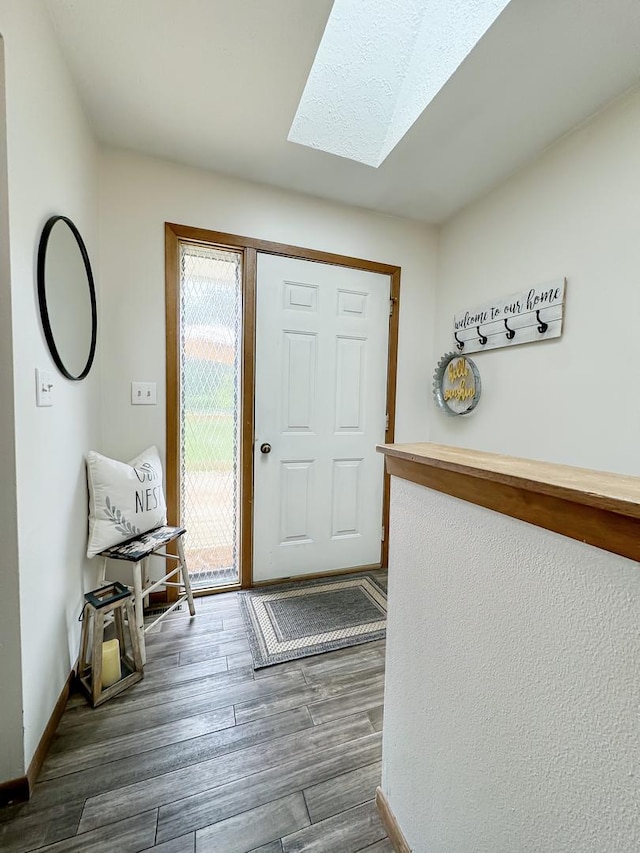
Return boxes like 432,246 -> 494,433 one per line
165,224 -> 180,533
382,267 -> 400,568
240,247 -> 257,588
166,223 -> 401,275
165,222 -> 401,587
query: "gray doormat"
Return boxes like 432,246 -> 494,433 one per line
238,573 -> 387,669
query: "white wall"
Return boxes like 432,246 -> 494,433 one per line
381,81 -> 640,852
432,87 -> 640,475
97,149 -> 438,462
383,477 -> 640,853
0,33 -> 23,786
0,0 -> 100,777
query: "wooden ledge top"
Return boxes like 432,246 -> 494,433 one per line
377,442 -> 640,521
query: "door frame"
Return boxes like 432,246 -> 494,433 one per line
165,222 -> 401,591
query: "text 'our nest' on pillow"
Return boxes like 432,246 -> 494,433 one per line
86,446 -> 167,558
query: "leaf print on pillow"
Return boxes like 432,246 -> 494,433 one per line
104,497 -> 141,538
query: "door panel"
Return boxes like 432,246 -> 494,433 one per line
335,336 -> 365,430
282,332 -> 316,430
280,460 -> 314,544
331,458 -> 362,537
253,254 -> 390,582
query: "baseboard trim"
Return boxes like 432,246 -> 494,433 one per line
26,670 -> 74,793
376,786 -> 412,853
251,564 -> 385,588
1,671 -> 73,807
0,774 -> 30,808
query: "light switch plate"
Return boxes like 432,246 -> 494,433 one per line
36,368 -> 54,406
131,381 -> 157,405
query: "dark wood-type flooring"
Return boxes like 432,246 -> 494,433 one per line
0,572 -> 390,852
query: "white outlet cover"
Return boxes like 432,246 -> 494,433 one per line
131,381 -> 157,405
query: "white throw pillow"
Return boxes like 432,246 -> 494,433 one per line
86,446 -> 167,558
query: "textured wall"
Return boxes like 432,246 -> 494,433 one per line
433,86 -> 640,475
0,0 -> 101,773
0,32 -> 23,785
382,476 -> 640,853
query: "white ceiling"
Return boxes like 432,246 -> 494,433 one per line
45,0 -> 640,224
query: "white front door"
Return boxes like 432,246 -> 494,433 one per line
253,254 -> 391,582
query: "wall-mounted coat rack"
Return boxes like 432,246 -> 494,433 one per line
452,279 -> 566,354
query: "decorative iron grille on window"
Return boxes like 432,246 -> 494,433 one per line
179,243 -> 242,588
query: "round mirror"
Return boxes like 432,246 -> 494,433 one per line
37,215 -> 97,380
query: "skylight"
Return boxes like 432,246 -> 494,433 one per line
288,0 -> 513,167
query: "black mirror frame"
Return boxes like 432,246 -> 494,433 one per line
37,215 -> 97,381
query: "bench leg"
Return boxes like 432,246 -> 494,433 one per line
131,560 -> 146,665
176,535 -> 196,617
98,556 -> 108,585
142,557 -> 151,608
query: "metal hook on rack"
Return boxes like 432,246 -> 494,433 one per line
454,331 -> 465,352
477,326 -> 488,346
535,310 -> 548,333
504,318 -> 516,340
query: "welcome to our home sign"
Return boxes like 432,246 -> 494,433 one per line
453,278 -> 566,354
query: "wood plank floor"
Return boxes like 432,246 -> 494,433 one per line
0,572 -> 390,853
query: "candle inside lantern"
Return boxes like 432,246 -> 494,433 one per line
101,638 -> 121,687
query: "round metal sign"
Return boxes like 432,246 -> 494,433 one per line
432,352 -> 481,416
